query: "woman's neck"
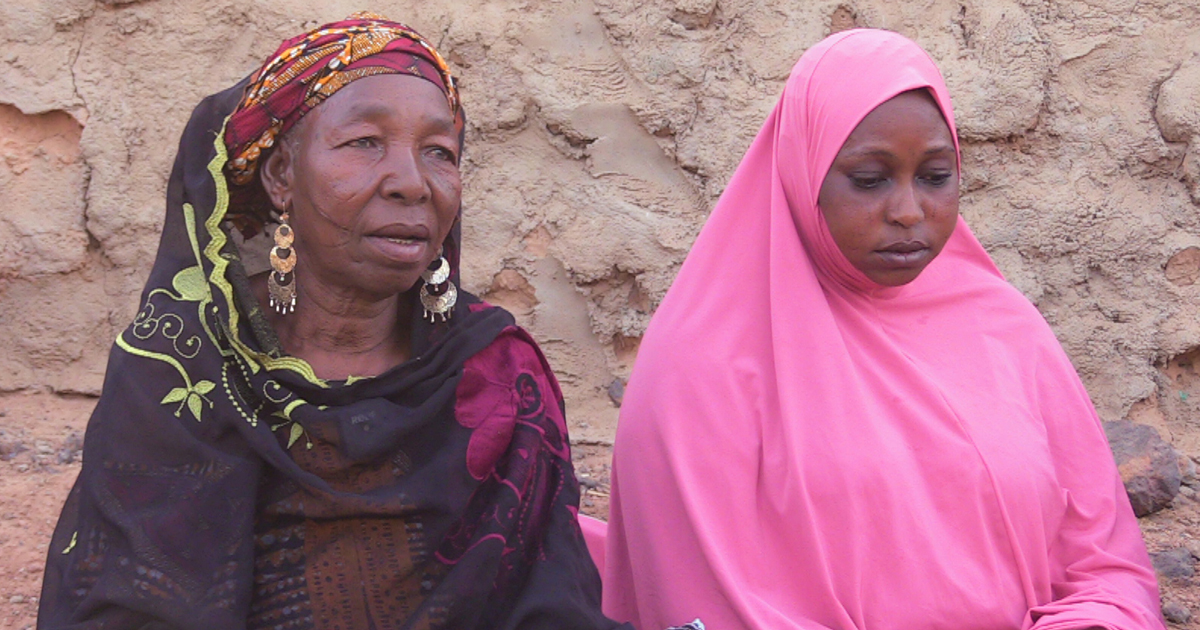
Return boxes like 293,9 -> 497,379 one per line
261,273 -> 415,381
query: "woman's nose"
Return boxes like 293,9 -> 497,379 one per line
886,183 -> 924,228
380,148 -> 431,204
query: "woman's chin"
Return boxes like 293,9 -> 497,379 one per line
300,268 -> 425,304
349,252 -> 434,298
370,273 -> 425,300
863,265 -> 928,287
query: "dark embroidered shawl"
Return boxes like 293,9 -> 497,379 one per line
38,72 -> 618,630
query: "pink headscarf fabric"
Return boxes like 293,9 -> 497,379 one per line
602,29 -> 1163,630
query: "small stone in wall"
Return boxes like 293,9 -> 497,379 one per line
1150,547 -> 1195,579
1165,247 -> 1200,286
1181,454 -> 1199,488
830,5 -> 858,33
671,0 -> 718,29
56,430 -> 83,465
1163,601 -> 1191,625
608,379 -> 626,407
0,434 -> 27,461
1104,420 -> 1182,516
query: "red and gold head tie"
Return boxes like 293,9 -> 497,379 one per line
224,13 -> 461,189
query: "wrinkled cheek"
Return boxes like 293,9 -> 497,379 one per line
325,176 -> 372,204
296,202 -> 358,254
433,176 -> 462,242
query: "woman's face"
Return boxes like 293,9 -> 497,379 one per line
817,89 -> 959,287
262,73 -> 461,301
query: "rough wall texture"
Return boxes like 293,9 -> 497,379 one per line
2,0 -> 1200,457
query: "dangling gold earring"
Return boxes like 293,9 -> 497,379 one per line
268,212 -> 297,315
419,247 -> 457,323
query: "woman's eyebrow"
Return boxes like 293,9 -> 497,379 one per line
844,147 -> 891,158
839,144 -> 956,159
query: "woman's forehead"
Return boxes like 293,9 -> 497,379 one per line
307,75 -> 457,130
840,90 -> 955,151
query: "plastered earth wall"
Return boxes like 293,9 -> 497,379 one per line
4,0 -> 1200,507
7,0 -> 1200,446
4,0 -> 1200,626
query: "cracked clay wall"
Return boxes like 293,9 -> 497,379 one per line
3,0 -> 1200,454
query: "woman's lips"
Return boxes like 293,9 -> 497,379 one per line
875,241 -> 930,267
365,224 -> 431,264
366,235 -> 428,264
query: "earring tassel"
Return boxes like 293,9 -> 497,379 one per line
268,213 -> 298,315
420,251 -> 456,322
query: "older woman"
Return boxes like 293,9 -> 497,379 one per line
601,29 -> 1165,630
39,14 -> 624,630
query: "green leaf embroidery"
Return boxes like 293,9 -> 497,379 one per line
171,266 -> 209,302
186,394 -> 203,421
287,423 -> 304,448
159,382 -> 213,422
161,388 -> 188,404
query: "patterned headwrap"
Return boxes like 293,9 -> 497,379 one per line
223,12 -> 462,235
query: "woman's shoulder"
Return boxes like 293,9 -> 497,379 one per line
984,277 -> 1063,347
933,258 -> 1062,347
459,299 -> 555,378
455,304 -> 570,440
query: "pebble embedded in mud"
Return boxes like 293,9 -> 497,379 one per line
1163,601 -> 1192,624
1105,420 -> 1183,516
1152,547 -> 1197,579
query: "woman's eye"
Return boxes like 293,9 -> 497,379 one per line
850,174 -> 886,190
429,146 -> 458,164
345,137 -> 377,149
920,171 -> 953,186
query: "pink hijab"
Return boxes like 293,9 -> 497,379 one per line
602,29 -> 1163,630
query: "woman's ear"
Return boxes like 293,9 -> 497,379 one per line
259,136 -> 295,212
